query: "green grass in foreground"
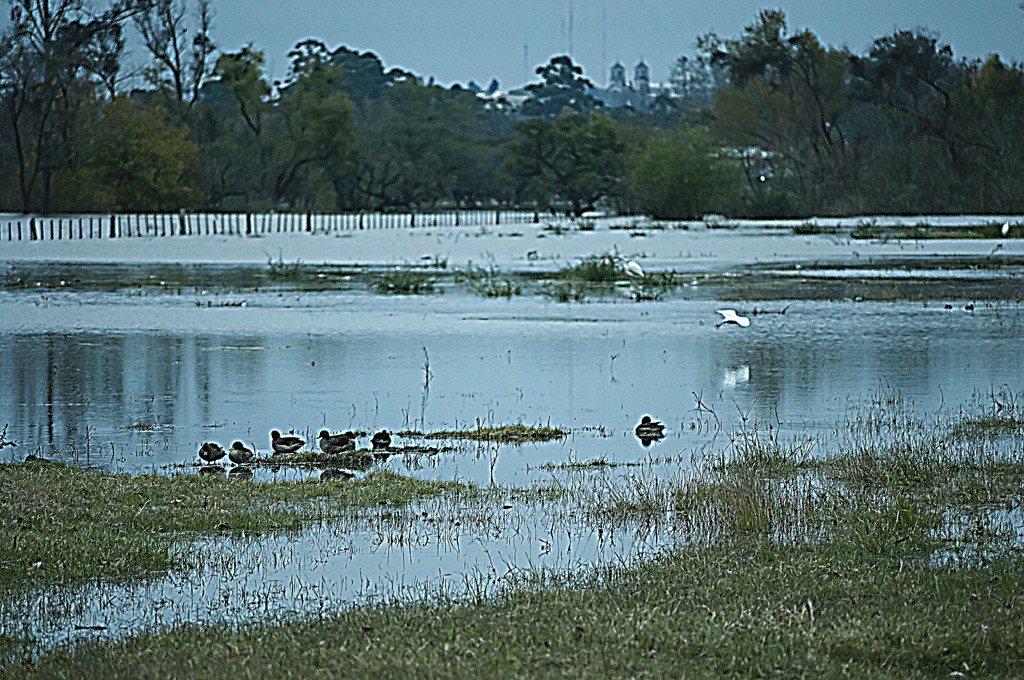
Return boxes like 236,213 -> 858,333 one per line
7,395 -> 1024,678
11,539 -> 1021,679
0,465 -> 462,592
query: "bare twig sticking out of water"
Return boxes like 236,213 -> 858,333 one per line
420,347 -> 432,431
610,354 -> 618,383
692,391 -> 722,432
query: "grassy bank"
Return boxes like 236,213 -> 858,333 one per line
7,395 -> 1024,677
0,465 -> 465,592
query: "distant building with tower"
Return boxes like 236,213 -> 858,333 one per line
592,59 -> 656,111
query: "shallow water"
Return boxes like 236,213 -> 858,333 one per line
1,284 -> 1022,484
3,252 -> 1024,657
0,490 -> 673,658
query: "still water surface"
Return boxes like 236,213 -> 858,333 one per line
1,288 -> 1021,483
1,281 -> 1022,655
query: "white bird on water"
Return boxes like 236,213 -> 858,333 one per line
716,309 -> 750,328
624,260 -> 645,278
1001,222 -> 1010,237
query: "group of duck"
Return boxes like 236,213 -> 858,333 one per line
198,428 -> 393,465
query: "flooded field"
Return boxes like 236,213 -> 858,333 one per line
2,220 -> 1023,659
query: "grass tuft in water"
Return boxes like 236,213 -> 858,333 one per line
454,262 -> 521,297
399,423 -> 567,444
265,253 -> 305,281
372,270 -> 437,295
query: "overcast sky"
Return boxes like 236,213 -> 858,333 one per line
203,0 -> 1022,88
7,1 -> 1021,89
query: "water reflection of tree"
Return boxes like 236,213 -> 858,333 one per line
3,334 -> 225,460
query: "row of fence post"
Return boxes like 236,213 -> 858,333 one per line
0,209 -> 539,242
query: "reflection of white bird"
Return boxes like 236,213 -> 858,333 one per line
723,365 -> 751,387
1001,222 -> 1010,237
624,260 -> 645,278
716,309 -> 751,328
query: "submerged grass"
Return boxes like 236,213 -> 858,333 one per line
7,394 -> 1024,677
454,262 -> 521,298
372,270 -> 437,295
0,464 -> 463,593
851,220 -> 1020,241
265,253 -> 306,281
400,423 -> 568,444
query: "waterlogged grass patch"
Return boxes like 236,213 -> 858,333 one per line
399,423 -> 567,444
372,270 -> 437,295
454,262 -> 521,298
949,414 -> 1024,439
557,253 -> 622,283
851,221 -> 1019,241
266,254 -> 306,281
8,395 -> 1024,677
539,457 -> 640,471
15,537 -> 1024,679
0,464 -> 463,592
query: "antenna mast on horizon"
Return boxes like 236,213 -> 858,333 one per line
602,0 -> 608,85
568,0 -> 575,58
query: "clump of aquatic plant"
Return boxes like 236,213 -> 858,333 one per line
791,222 -> 838,235
557,253 -> 621,282
455,262 -> 521,298
373,270 -> 437,295
541,281 -> 587,303
399,423 -> 567,444
948,388 -> 1024,439
850,219 -> 882,240
253,450 -> 375,470
266,252 -> 305,281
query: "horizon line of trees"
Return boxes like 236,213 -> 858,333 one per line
1,1 -> 1023,219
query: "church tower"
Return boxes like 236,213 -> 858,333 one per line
610,61 -> 626,88
634,59 -> 650,96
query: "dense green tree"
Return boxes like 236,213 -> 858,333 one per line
628,126 -> 743,219
270,51 -> 356,207
58,98 -> 201,211
850,30 -> 970,164
950,56 -> 1024,211
508,112 -> 622,216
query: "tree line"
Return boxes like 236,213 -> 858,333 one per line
1,2 -> 1022,218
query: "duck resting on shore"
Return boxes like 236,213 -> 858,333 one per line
371,429 -> 392,451
270,430 -> 305,455
318,430 -> 355,455
228,441 -> 255,464
198,441 -> 226,463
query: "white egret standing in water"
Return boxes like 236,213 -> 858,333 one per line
624,260 -> 645,278
716,309 -> 751,328
1001,222 -> 1010,237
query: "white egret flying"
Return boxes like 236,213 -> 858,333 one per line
716,309 -> 751,328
